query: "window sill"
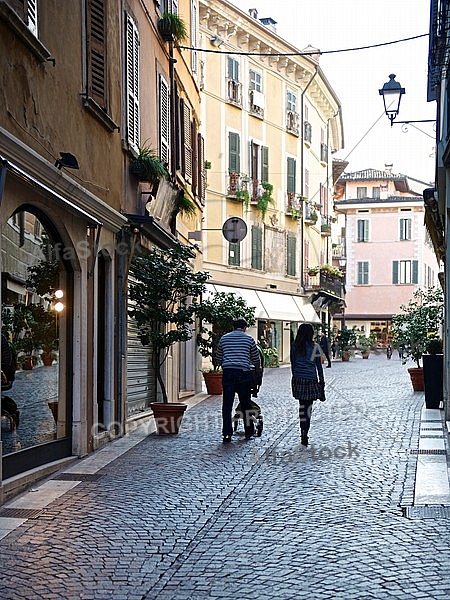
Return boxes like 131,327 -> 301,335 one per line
0,1 -> 52,63
82,96 -> 119,133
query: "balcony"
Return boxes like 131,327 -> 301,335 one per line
249,90 -> 264,118
286,110 -> 299,135
319,271 -> 344,298
286,192 -> 302,218
304,203 -> 318,225
227,79 -> 242,106
320,142 -> 328,164
320,217 -> 332,236
304,121 -> 312,143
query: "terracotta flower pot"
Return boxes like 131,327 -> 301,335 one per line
408,367 -> 424,392
203,371 -> 223,395
341,351 -> 350,362
150,402 -> 187,434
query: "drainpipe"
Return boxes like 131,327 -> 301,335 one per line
300,67 -> 319,290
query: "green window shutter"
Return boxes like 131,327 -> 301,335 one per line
261,146 -> 269,183
287,158 -> 296,194
412,260 -> 419,284
228,132 -> 240,173
392,261 -> 399,284
287,234 -> 296,276
251,226 -> 262,270
228,242 -> 240,266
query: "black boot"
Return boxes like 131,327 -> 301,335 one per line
301,429 -> 309,447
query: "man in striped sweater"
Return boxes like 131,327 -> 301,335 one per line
215,318 -> 262,443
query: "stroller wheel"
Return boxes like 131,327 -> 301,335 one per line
256,416 -> 263,437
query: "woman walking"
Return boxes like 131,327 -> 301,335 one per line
291,323 -> 326,447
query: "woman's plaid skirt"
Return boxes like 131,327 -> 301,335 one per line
291,377 -> 322,401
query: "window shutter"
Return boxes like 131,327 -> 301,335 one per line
126,15 -> 140,153
228,242 -> 240,266
287,157 -> 296,194
251,226 -> 262,270
261,146 -> 269,183
412,260 -> 419,284
392,261 -> 399,284
87,0 -> 107,108
159,74 -> 170,164
197,133 -> 205,204
287,234 -> 296,276
191,0 -> 198,73
228,132 -> 240,173
27,0 -> 37,35
191,120 -> 198,196
182,102 -> 192,181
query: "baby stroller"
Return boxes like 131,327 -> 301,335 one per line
233,348 -> 264,436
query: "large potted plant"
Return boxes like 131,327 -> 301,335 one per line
423,337 -> 443,409
129,144 -> 168,186
357,333 -> 376,359
129,242 -> 209,433
196,291 -> 256,394
337,326 -> 358,361
391,287 -> 444,392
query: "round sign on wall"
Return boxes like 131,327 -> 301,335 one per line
222,217 -> 247,243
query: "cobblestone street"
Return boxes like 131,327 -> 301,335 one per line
1,353 -> 450,599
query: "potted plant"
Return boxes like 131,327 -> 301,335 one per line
391,287 -> 444,391
157,11 -> 188,43
357,334 -> 374,359
337,326 -> 358,361
256,182 -> 274,220
307,266 -> 320,277
129,144 -> 168,186
196,291 -> 256,394
128,242 -> 209,433
423,337 -> 443,409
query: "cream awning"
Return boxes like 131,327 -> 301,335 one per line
205,284 -> 320,324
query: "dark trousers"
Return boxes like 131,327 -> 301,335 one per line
222,369 -> 255,437
298,400 -> 314,434
322,350 -> 331,367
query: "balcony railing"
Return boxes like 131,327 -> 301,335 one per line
286,110 -> 299,135
320,271 -> 344,298
320,142 -> 328,164
227,79 -> 242,106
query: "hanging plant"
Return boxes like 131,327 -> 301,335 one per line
236,189 -> 250,208
256,182 -> 274,220
157,11 -> 188,43
176,188 -> 197,218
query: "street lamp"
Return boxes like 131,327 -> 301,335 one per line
379,74 -> 435,126
379,74 -> 405,126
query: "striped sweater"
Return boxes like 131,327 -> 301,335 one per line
215,330 -> 261,371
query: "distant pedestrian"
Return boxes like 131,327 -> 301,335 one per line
319,330 -> 332,368
331,341 -> 337,359
215,318 -> 262,443
291,323 -> 326,447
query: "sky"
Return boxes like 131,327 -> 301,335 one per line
230,0 -> 436,184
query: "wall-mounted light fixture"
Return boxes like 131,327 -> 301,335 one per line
55,152 -> 79,170
379,74 -> 435,127
210,35 -> 224,48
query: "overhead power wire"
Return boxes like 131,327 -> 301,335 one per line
177,33 -> 428,56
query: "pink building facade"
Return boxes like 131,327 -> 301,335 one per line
334,169 -> 439,344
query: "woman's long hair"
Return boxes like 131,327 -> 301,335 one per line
293,323 -> 315,356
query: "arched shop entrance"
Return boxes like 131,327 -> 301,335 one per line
1,208 -> 73,479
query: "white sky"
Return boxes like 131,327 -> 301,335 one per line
229,0 -> 436,184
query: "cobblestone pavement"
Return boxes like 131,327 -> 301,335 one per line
1,354 -> 450,599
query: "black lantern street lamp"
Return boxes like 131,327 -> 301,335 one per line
379,74 -> 405,126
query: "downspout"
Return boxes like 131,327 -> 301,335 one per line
300,67 -> 319,290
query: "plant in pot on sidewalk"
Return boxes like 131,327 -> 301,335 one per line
336,326 -> 358,361
128,242 -> 209,433
357,333 -> 376,359
196,292 -> 256,394
391,287 -> 444,392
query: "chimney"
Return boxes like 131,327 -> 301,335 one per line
249,8 -> 258,19
259,17 -> 277,33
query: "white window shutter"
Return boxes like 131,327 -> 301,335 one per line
27,0 -> 38,36
183,103 -> 192,180
126,15 -> 140,153
159,75 -> 170,165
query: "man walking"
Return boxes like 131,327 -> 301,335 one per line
320,331 -> 332,368
215,318 -> 262,443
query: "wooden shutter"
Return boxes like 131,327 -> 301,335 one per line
182,101 -> 192,181
159,74 -> 170,164
392,261 -> 399,284
287,157 -> 296,194
261,146 -> 269,183
197,133 -> 205,204
287,234 -> 296,276
191,120 -> 198,196
87,0 -> 107,108
228,132 -> 240,173
412,260 -> 419,284
10,0 -> 37,34
251,226 -> 262,270
126,15 -> 140,153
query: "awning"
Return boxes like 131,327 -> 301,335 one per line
205,284 -> 268,319
205,284 -> 320,324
